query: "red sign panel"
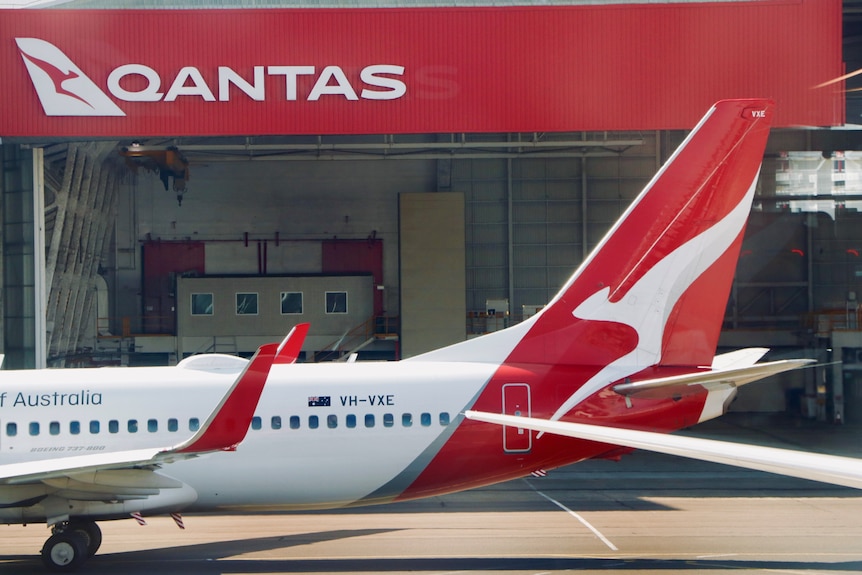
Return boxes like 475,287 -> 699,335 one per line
0,2 -> 844,137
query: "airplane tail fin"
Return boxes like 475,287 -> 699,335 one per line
412,99 -> 774,370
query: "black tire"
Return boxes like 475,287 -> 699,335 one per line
40,531 -> 89,572
68,521 -> 102,557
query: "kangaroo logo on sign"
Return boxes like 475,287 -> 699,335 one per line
16,38 -> 125,117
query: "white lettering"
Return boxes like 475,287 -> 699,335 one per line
164,67 -> 216,102
308,66 -> 358,101
219,66 -> 265,101
107,64 -> 164,102
360,65 -> 406,100
103,63 -> 407,104
267,65 -> 315,101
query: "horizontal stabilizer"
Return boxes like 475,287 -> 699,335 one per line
710,347 -> 769,369
611,359 -> 813,400
465,410 -> 862,490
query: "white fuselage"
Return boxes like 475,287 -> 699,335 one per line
0,360 -> 496,519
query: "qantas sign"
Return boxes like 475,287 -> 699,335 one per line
0,4 -> 843,135
16,37 -> 407,117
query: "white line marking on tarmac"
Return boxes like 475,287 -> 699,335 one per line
696,553 -> 738,559
527,482 -> 619,551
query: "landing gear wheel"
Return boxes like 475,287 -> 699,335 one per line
68,521 -> 102,557
41,531 -> 89,571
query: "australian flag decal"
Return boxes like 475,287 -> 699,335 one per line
308,396 -> 331,407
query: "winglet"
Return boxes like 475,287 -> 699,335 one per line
274,323 -> 310,364
175,341 -> 278,454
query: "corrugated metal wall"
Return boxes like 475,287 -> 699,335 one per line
458,132 -> 659,319
0,1 -> 843,137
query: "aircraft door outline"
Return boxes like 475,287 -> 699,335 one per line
502,383 -> 531,453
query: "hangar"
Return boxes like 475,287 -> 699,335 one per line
0,0 -> 859,422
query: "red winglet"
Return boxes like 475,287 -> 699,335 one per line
176,342 -> 278,454
274,323 -> 310,364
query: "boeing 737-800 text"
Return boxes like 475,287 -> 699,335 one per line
3,99 -> 849,572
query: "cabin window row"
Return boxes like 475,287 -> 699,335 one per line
191,290 -> 348,316
4,412 -> 452,437
254,412 -> 451,430
5,418 -> 202,437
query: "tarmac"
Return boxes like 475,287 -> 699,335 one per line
3,412 -> 862,574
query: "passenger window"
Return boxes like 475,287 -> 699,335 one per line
271,416 -> 282,430
29,422 -> 39,436
70,421 -> 81,435
365,414 -> 375,428
90,420 -> 100,434
289,415 -> 300,429
109,420 -> 119,434
128,420 -> 138,433
147,419 -> 158,433
402,413 -> 413,427
383,413 -> 394,428
5,422 -> 16,437
308,415 -> 319,429
49,421 -> 60,435
168,418 -> 179,432
346,414 -> 356,428
327,414 -> 338,429
189,418 -> 200,432
420,413 -> 431,427
439,412 -> 450,426
251,416 -> 261,431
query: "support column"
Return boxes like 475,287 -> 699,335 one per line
1,144 -> 46,369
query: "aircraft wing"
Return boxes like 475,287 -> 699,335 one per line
464,410 -> 862,490
0,340 -> 279,485
611,358 -> 814,400
274,323 -> 310,364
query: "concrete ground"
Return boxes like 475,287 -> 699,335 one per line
3,413 -> 862,574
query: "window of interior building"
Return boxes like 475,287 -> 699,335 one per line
325,291 -> 348,314
281,291 -> 303,315
236,292 -> 258,315
191,293 -> 213,316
